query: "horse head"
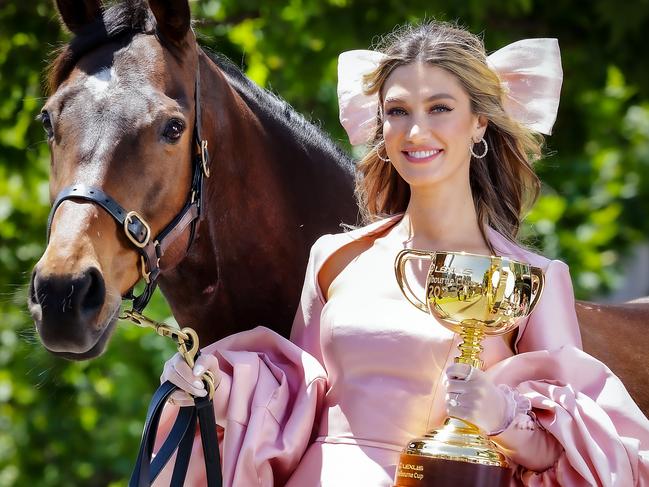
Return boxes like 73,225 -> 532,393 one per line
29,0 -> 204,359
29,0 -> 358,361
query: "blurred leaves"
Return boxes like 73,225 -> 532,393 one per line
1,0 -> 649,485
526,66 -> 649,295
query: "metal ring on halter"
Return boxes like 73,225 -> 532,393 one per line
470,137 -> 488,159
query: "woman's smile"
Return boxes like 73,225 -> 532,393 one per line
402,147 -> 443,163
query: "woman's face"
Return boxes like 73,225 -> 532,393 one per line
381,62 -> 486,190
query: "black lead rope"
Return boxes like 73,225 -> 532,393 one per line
129,353 -> 223,487
118,317 -> 221,487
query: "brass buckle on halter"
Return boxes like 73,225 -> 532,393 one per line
200,139 -> 210,178
124,211 -> 151,249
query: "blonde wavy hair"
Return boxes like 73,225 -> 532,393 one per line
355,21 -> 543,245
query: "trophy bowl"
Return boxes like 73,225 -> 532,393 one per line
393,250 -> 544,487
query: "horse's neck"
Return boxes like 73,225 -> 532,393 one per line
158,51 -> 356,343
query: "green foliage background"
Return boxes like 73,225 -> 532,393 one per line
1,1 -> 648,485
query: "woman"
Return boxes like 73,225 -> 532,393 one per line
155,21 -> 649,486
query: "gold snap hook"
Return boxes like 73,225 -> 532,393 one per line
119,311 -> 213,398
201,370 -> 217,400
178,327 -> 200,369
119,309 -> 157,329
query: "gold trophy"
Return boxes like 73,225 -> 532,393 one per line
393,250 -> 544,487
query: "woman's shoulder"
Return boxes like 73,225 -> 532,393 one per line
486,227 -> 567,273
307,215 -> 404,300
309,213 -> 403,264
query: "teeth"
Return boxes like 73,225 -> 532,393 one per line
407,150 -> 440,159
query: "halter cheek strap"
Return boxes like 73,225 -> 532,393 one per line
45,64 -> 210,313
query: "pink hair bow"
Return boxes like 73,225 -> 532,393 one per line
337,38 -> 563,146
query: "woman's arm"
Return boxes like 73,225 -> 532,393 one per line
289,234 -> 335,365
493,260 -> 581,472
516,259 -> 582,353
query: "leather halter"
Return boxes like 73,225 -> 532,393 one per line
46,66 -> 210,313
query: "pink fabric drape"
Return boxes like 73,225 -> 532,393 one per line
152,216 -> 649,486
152,327 -> 327,486
487,347 -> 649,485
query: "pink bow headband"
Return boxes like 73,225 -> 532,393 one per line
337,38 -> 563,146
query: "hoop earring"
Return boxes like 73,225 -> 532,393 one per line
470,138 -> 488,159
375,140 -> 390,162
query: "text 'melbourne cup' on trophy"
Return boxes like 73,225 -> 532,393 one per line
393,250 -> 544,487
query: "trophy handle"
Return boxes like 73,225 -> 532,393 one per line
394,249 -> 433,313
529,266 -> 545,311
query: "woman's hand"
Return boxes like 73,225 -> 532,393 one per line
160,352 -> 221,407
444,363 -> 510,435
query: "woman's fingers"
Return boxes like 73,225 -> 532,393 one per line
446,363 -> 483,381
161,355 -> 207,397
172,356 -> 195,383
159,351 -> 222,403
193,354 -> 219,378
168,369 -> 207,397
445,381 -> 470,395
446,362 -> 472,380
444,365 -> 510,433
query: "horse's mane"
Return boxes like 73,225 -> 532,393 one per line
47,1 -> 353,175
204,50 -> 354,174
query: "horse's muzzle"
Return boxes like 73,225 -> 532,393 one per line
29,266 -> 115,359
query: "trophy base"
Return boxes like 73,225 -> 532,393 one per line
393,454 -> 512,487
393,417 -> 512,487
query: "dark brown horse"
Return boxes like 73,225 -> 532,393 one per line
577,298 -> 649,414
30,0 -> 648,415
28,0 -> 357,358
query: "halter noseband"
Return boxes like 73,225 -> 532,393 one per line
46,65 -> 210,314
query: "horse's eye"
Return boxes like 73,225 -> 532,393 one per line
163,119 -> 185,143
39,110 -> 54,139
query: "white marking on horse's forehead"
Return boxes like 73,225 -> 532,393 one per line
84,67 -> 118,99
74,66 -> 159,182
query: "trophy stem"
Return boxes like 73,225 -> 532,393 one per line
456,324 -> 484,369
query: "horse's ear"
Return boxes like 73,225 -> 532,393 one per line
55,0 -> 102,33
148,0 -> 191,45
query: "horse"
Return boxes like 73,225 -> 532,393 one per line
577,298 -> 649,415
28,0 -> 357,359
29,0 -> 648,415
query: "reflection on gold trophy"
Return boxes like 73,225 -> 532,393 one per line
393,250 -> 544,487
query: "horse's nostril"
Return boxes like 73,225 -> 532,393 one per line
79,267 -> 105,321
29,270 -> 37,304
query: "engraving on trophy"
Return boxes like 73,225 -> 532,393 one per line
396,462 -> 425,481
